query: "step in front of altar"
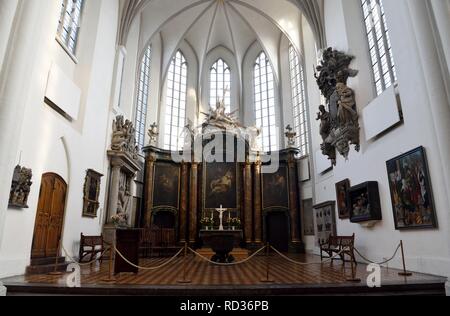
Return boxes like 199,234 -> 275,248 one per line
196,248 -> 250,261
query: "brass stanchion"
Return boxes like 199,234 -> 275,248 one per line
101,245 -> 116,283
177,242 -> 192,284
48,237 -> 63,276
398,240 -> 412,277
260,243 -> 275,283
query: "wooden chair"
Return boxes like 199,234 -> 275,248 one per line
320,234 -> 357,265
79,234 -> 104,263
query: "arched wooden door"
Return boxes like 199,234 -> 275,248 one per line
31,173 -> 67,258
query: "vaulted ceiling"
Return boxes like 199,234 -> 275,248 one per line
118,0 -> 326,55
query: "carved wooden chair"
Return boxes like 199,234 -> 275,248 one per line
320,235 -> 341,263
320,234 -> 357,265
339,234 -> 357,265
79,234 -> 105,263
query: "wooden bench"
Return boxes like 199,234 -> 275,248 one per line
320,234 -> 357,265
79,234 -> 105,263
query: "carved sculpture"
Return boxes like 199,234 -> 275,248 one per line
315,47 -> 360,164
201,99 -> 243,131
148,122 -> 159,146
112,115 -> 139,160
285,125 -> 297,148
9,165 -> 33,208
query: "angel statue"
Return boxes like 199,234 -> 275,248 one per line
148,122 -> 159,146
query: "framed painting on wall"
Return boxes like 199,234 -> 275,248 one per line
386,147 -> 438,230
349,182 -> 382,223
313,201 -> 336,246
335,179 -> 351,219
82,169 -> 103,218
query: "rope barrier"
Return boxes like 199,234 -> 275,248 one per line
270,246 -> 347,266
114,246 -> 184,271
188,246 -> 267,266
61,244 -> 111,267
353,243 -> 402,265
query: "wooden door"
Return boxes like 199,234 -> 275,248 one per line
266,212 -> 289,252
31,173 -> 67,258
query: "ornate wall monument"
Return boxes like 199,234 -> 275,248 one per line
104,116 -> 142,243
315,47 -> 360,165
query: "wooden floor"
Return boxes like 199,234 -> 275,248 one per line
2,253 -> 447,296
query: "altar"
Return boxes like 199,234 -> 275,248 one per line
199,230 -> 243,263
141,98 -> 305,253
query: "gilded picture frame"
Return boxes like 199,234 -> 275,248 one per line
82,169 -> 103,218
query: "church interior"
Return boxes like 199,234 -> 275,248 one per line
1,0 -> 450,297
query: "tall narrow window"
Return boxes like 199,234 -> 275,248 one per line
210,59 -> 231,113
164,51 -> 188,151
57,0 -> 85,55
361,0 -> 397,96
289,45 -> 309,157
254,51 -> 277,152
135,45 -> 152,151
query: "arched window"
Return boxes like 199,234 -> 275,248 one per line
210,59 -> 231,113
254,51 -> 277,152
135,45 -> 152,151
57,0 -> 85,55
361,0 -> 397,96
164,50 -> 188,151
289,45 -> 309,157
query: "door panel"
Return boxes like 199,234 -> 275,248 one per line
32,174 -> 67,259
266,212 -> 289,252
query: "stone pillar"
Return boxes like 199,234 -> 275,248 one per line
179,162 -> 189,243
107,161 -> 123,224
0,0 -> 55,244
253,161 -> 262,244
244,161 -> 253,244
144,154 -> 156,227
189,163 -> 199,244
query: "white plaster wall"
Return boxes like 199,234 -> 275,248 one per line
0,0 -> 19,72
311,0 -> 450,277
0,0 -> 120,278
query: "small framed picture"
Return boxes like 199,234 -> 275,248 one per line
335,179 -> 351,219
349,182 -> 382,223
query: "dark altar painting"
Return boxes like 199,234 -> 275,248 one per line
386,147 -> 437,230
153,163 -> 180,209
335,179 -> 351,219
262,165 -> 289,209
204,163 -> 237,209
349,182 -> 382,223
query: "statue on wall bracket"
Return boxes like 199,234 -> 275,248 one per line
315,47 -> 360,165
9,165 -> 33,208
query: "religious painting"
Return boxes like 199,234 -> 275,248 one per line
262,165 -> 289,209
313,201 -> 336,246
82,169 -> 103,218
335,179 -> 351,219
349,182 -> 382,223
204,162 -> 237,209
386,147 -> 437,230
153,163 -> 180,209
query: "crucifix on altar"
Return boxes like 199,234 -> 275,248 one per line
214,205 -> 230,231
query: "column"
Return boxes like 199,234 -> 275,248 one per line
288,157 -> 301,245
107,161 -> 123,224
144,154 -> 156,227
253,161 -> 262,244
189,163 -> 199,244
179,162 -> 189,243
0,0 -> 56,244
244,161 -> 253,244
